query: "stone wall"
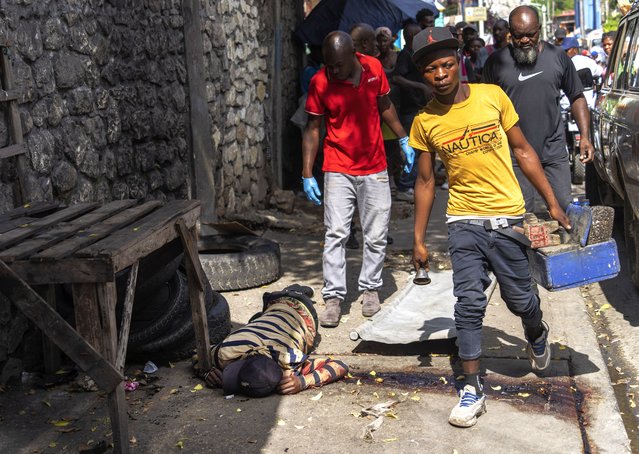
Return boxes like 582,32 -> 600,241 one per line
0,0 -> 301,382
201,0 -> 301,216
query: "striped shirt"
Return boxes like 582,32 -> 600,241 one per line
213,296 -> 348,390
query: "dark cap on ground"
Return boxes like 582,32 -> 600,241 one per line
561,36 -> 580,50
554,27 -> 567,39
412,27 -> 459,65
222,355 -> 282,398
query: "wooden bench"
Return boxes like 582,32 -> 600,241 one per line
0,199 -> 212,454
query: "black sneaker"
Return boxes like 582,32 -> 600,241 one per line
525,321 -> 551,371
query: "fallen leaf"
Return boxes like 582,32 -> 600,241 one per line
191,384 -> 204,393
351,411 -> 361,418
599,303 -> 612,311
386,412 -> 399,419
237,408 -> 242,412
277,419 -> 286,426
346,373 -> 354,379
517,393 -> 530,398
356,379 -> 362,386
439,377 -> 448,385
400,392 -> 409,396
129,436 -> 137,445
50,419 -> 71,427
42,400 -> 51,407
169,362 -> 175,368
310,391 -> 323,401
170,389 -> 179,395
382,438 -> 399,443
48,442 -> 57,448
490,385 -> 502,391
388,392 -> 396,397
369,371 -> 377,377
558,344 -> 567,350
294,425 -> 305,430
176,440 -> 184,449
373,392 -> 379,399
91,426 -> 97,432
375,378 -> 384,383
410,396 -> 421,401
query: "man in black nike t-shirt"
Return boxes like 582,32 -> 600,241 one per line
483,5 -> 594,211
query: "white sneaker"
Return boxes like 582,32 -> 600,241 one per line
448,385 -> 487,428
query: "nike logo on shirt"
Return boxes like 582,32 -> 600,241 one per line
518,71 -> 543,81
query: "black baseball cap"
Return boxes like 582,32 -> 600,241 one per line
223,355 -> 282,398
412,27 -> 460,65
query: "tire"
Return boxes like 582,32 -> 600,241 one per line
198,235 -> 282,291
585,162 -> 602,206
131,283 -> 231,355
127,271 -> 190,347
623,196 -> 639,288
572,158 -> 585,185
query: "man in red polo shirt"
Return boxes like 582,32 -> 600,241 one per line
302,31 -> 415,327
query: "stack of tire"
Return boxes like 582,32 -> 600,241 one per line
60,235 -> 282,361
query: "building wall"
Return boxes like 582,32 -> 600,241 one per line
0,0 -> 301,382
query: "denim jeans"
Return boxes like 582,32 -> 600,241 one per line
322,171 -> 391,301
448,221 -> 543,360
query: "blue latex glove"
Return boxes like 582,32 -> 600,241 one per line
302,177 -> 322,205
399,136 -> 415,174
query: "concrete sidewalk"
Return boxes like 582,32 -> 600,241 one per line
0,188 -> 631,453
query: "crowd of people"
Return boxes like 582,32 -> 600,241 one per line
194,5 -> 619,432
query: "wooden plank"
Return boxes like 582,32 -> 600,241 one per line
116,261 -> 138,372
40,285 -> 61,374
95,282 -> 129,454
0,202 -> 98,251
0,216 -> 36,234
0,89 -> 20,102
176,218 -> 205,292
0,201 -> 59,222
9,257 -> 114,284
181,0 -> 216,225
33,201 -> 162,260
72,284 -> 104,356
0,46 -> 28,204
0,260 -> 123,392
0,200 -> 137,261
181,225 -> 212,372
110,206 -> 199,272
0,143 -> 25,159
76,199 -> 199,261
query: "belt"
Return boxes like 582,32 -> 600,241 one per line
454,218 -> 530,247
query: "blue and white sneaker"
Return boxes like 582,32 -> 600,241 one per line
448,384 -> 487,428
526,320 -> 551,372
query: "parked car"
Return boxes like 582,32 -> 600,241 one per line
589,5 -> 639,287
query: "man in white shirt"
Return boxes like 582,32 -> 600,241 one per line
562,37 -> 603,108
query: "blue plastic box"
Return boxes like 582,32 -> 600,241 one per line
528,239 -> 620,291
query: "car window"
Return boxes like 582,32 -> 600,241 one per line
614,18 -> 636,89
604,22 -> 626,88
628,19 -> 639,88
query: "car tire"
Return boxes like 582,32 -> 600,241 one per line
585,163 -> 603,206
623,196 -> 639,288
127,271 -> 190,347
198,235 -> 282,291
572,159 -> 585,185
130,282 -> 232,355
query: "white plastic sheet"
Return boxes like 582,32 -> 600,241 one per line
351,270 -> 497,343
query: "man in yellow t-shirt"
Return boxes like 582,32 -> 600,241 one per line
409,27 -> 571,429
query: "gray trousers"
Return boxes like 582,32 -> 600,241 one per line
321,171 -> 391,301
513,154 -> 573,212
